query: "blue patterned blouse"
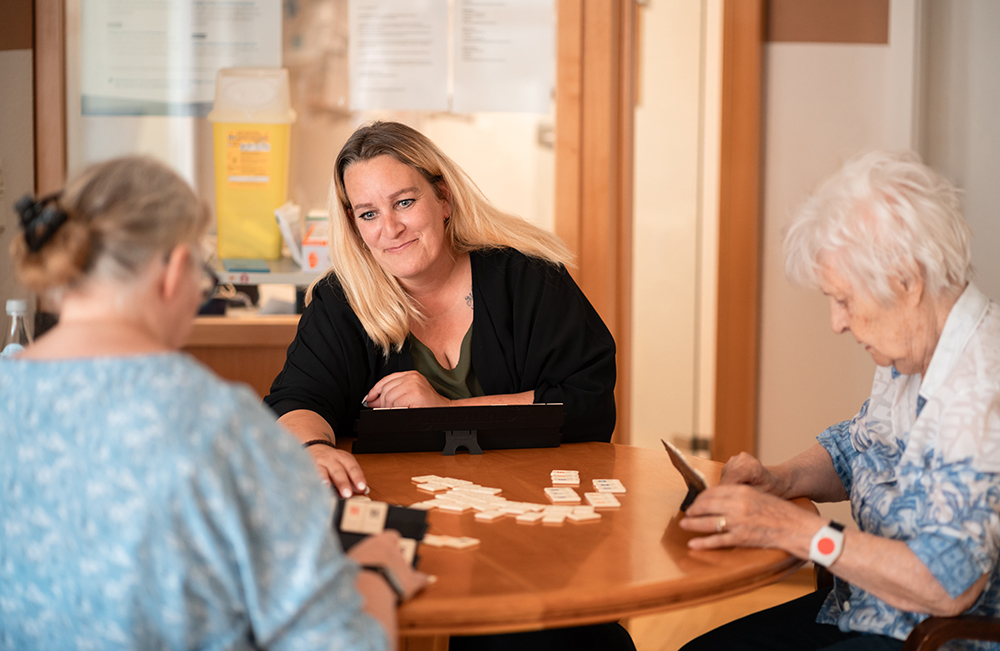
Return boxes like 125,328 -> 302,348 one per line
816,284 -> 1000,650
0,353 -> 386,650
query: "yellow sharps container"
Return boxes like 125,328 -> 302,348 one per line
208,68 -> 296,260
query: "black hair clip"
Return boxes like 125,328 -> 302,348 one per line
15,192 -> 68,253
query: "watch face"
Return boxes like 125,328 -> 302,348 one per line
810,523 -> 845,567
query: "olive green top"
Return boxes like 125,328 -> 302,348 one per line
408,326 -> 484,400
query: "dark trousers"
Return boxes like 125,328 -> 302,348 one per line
679,587 -> 904,651
449,621 -> 636,651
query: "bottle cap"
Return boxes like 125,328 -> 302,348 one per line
6,299 -> 28,315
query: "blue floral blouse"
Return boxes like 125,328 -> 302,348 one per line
0,353 -> 386,650
816,284 -> 1000,650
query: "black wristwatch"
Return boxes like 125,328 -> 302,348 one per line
361,564 -> 406,604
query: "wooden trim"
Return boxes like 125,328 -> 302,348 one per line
185,316 -> 301,347
902,616 -> 1000,651
555,0 -> 583,258
555,0 -> 635,445
767,0 -> 889,44
0,0 -> 33,51
713,0 -> 764,462
34,0 -> 66,194
400,637 -> 449,651
616,0 -> 635,448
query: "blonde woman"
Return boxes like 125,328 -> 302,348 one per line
0,156 -> 426,649
265,121 -> 617,497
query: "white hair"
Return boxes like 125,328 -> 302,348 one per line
784,150 -> 972,303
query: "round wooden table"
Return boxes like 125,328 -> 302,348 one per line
355,442 -> 810,639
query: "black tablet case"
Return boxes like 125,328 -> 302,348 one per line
352,403 -> 564,454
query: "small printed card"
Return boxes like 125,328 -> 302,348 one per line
585,492 -> 621,508
592,479 -> 626,494
340,497 -> 389,534
544,487 -> 581,503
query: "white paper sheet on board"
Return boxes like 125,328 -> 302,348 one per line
348,0 -> 449,111
80,0 -> 281,116
452,0 -> 555,113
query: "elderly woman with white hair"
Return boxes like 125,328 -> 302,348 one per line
678,151 -> 1000,651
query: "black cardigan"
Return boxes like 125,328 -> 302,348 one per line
264,248 -> 617,443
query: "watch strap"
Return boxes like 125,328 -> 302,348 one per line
303,439 -> 336,450
361,563 -> 406,604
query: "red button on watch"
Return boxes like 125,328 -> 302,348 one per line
809,520 -> 846,567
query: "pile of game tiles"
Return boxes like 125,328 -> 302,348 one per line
409,472 -> 626,531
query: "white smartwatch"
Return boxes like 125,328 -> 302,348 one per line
809,520 -> 846,567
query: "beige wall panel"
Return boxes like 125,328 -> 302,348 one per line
758,43 -> 908,523
920,0 -> 1000,299
0,50 -> 35,313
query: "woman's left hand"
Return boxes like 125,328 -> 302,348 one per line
679,484 -> 821,554
365,371 -> 452,409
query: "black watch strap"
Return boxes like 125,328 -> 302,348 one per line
303,439 -> 336,449
361,564 -> 406,604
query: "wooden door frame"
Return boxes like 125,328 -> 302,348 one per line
555,0 -> 765,456
554,0 -> 636,445
712,0 -> 765,461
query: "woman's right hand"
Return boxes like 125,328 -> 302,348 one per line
348,530 -> 430,602
277,409 -> 368,498
306,444 -> 368,499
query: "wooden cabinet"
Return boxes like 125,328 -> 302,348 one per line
184,316 -> 299,399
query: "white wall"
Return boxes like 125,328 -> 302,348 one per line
0,49 -> 35,315
630,0 -> 721,452
920,0 -> 1000,298
759,43 -> 894,465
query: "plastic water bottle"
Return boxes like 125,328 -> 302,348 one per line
2,299 -> 33,358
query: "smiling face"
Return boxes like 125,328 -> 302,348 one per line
819,255 -> 932,375
343,155 -> 453,288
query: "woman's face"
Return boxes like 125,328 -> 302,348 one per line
819,257 -> 928,375
343,155 -> 453,288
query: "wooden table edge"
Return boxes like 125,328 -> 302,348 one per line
395,493 -> 816,637
398,555 -> 806,637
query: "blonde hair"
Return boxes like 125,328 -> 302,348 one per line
784,150 -> 972,304
319,121 -> 572,356
12,155 -> 210,294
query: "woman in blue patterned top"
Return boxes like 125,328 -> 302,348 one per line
679,151 -> 1000,651
0,156 -> 426,650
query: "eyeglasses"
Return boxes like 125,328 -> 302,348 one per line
199,261 -> 220,307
